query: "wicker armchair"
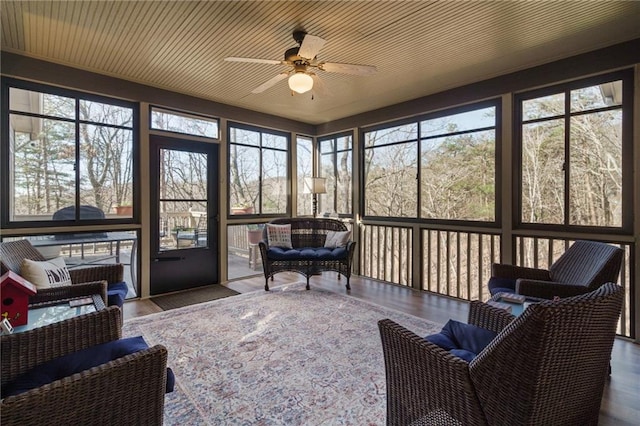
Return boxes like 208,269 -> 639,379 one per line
378,282 -> 624,426
0,239 -> 125,306
1,307 -> 169,425
489,240 -> 623,299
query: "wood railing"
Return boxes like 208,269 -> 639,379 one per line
358,221 -> 634,338
228,225 -> 252,254
160,211 -> 205,235
359,223 -> 500,300
360,223 -> 413,286
422,229 -> 500,302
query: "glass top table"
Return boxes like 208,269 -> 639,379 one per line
12,294 -> 106,334
488,293 -> 544,316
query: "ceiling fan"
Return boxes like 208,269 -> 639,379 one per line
224,31 -> 377,95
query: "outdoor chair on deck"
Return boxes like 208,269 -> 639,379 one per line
175,214 -> 208,248
52,205 -> 108,239
0,239 -> 126,308
488,240 -> 624,299
378,283 -> 624,425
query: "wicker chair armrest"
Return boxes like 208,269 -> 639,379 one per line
346,240 -> 356,259
516,279 -> 590,299
491,263 -> 551,281
467,300 -> 515,333
29,281 -> 108,307
258,241 -> 269,260
69,263 -> 124,285
1,307 -> 122,386
378,319 -> 485,425
1,345 -> 168,425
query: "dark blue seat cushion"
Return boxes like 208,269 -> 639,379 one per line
488,277 -> 517,296
107,281 -> 129,307
267,246 -> 348,261
165,367 -> 175,393
425,319 -> 498,362
1,336 -> 174,397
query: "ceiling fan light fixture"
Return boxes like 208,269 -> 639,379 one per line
226,31 -> 376,95
288,72 -> 313,94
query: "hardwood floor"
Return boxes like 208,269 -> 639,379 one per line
123,273 -> 640,425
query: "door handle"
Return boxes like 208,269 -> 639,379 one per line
153,256 -> 184,262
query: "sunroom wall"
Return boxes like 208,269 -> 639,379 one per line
1,40 -> 639,339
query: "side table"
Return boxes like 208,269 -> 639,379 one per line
12,294 -> 106,334
488,292 -> 543,316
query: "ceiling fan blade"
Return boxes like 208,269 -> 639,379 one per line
251,72 -> 289,94
298,34 -> 326,60
225,57 -> 284,65
319,62 -> 377,76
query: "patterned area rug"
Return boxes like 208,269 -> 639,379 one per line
123,282 -> 442,425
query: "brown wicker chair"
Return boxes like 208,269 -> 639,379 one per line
0,239 -> 125,306
489,240 -> 623,299
1,307 -> 169,425
378,282 -> 624,426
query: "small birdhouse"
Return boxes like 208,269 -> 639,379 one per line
1,271 -> 37,327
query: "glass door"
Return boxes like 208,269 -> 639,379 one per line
149,135 -> 218,295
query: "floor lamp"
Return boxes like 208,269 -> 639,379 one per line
303,177 -> 327,217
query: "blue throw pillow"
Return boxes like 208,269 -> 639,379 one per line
424,332 -> 457,351
107,281 -> 129,307
2,336 -> 149,397
166,367 -> 175,393
488,277 -> 517,296
450,349 -> 478,363
425,319 -> 497,362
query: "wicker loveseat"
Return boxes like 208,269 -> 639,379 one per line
258,218 -> 356,291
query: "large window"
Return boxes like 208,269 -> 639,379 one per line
2,79 -> 137,224
363,101 -> 498,221
296,136 -> 313,216
319,133 -> 353,216
228,123 -> 289,216
517,71 -> 632,229
364,124 -> 418,217
151,106 -> 219,139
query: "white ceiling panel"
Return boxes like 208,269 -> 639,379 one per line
2,1 -> 639,124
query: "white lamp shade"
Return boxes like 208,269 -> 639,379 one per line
288,72 -> 314,94
303,177 -> 327,194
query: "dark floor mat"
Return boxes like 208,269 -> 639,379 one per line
151,285 -> 240,311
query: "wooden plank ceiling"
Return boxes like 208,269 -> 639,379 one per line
2,1 -> 639,125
